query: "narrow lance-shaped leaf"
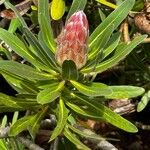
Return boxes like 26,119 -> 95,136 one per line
0,93 -> 39,109
85,24 -> 114,69
1,115 -> 7,128
0,140 -> 9,150
23,27 -> 57,71
62,60 -> 78,80
9,116 -> 33,136
66,102 -> 103,120
0,106 -> 24,113
0,28 -> 54,73
70,80 -> 112,97
0,105 -> 39,113
0,60 -> 53,81
66,0 -> 87,21
67,123 -> 111,141
29,106 -> 48,139
38,0 -> 56,52
106,86 -> 145,99
8,18 -> 20,33
50,98 -> 69,141
137,91 -> 150,112
12,111 -> 19,125
0,28 -> 32,61
89,0 -> 135,49
88,24 -> 114,60
6,0 -> 56,54
20,80 -> 39,94
0,46 -> 11,60
38,31 -> 58,68
64,126 -> 90,150
5,1 -> 27,27
37,81 -> 65,104
4,1 -> 57,73
103,32 -> 121,59
82,35 -> 147,73
72,94 -> 138,133
0,93 -> 23,108
2,72 -> 39,94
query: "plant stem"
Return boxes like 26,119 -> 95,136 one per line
17,136 -> 44,150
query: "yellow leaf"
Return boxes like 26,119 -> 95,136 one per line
96,0 -> 117,9
51,0 -> 65,20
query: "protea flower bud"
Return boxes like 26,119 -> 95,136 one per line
55,10 -> 89,69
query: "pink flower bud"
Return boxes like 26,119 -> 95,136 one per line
55,11 -> 89,69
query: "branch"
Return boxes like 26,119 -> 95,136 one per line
0,127 -> 9,138
0,127 -> 44,150
17,136 -> 44,150
96,140 -> 118,150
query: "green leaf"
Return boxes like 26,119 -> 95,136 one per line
0,60 -> 52,81
0,140 -> 8,150
58,137 -> 77,150
36,80 -> 58,89
0,93 -> 24,108
85,24 -> 115,70
70,80 -> 112,97
67,123 -> 106,141
82,35 -> 147,73
3,1 -> 57,74
0,105 -> 39,113
0,28 -> 54,73
106,86 -> 145,99
88,24 -> 114,60
72,94 -> 138,133
5,1 -> 27,27
137,91 -> 150,112
37,81 -> 65,104
0,28 -> 31,60
0,93 -> 39,109
20,81 -> 39,94
38,0 -> 56,52
2,72 -> 38,94
9,116 -> 33,136
67,115 -> 76,125
66,0 -> 87,20
64,126 -> 90,150
29,106 -> 48,138
12,111 -> 19,125
89,0 -> 135,48
98,8 -> 106,22
103,32 -> 121,59
38,31 -> 58,68
23,27 -> 57,70
132,0 -> 144,11
1,115 -> 7,128
16,94 -> 37,99
51,0 -> 65,20
50,98 -> 68,141
8,18 -> 20,33
62,60 -> 78,80
0,47 -> 11,60
66,102 -> 102,119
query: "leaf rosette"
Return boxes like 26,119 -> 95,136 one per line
0,0 -> 147,149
